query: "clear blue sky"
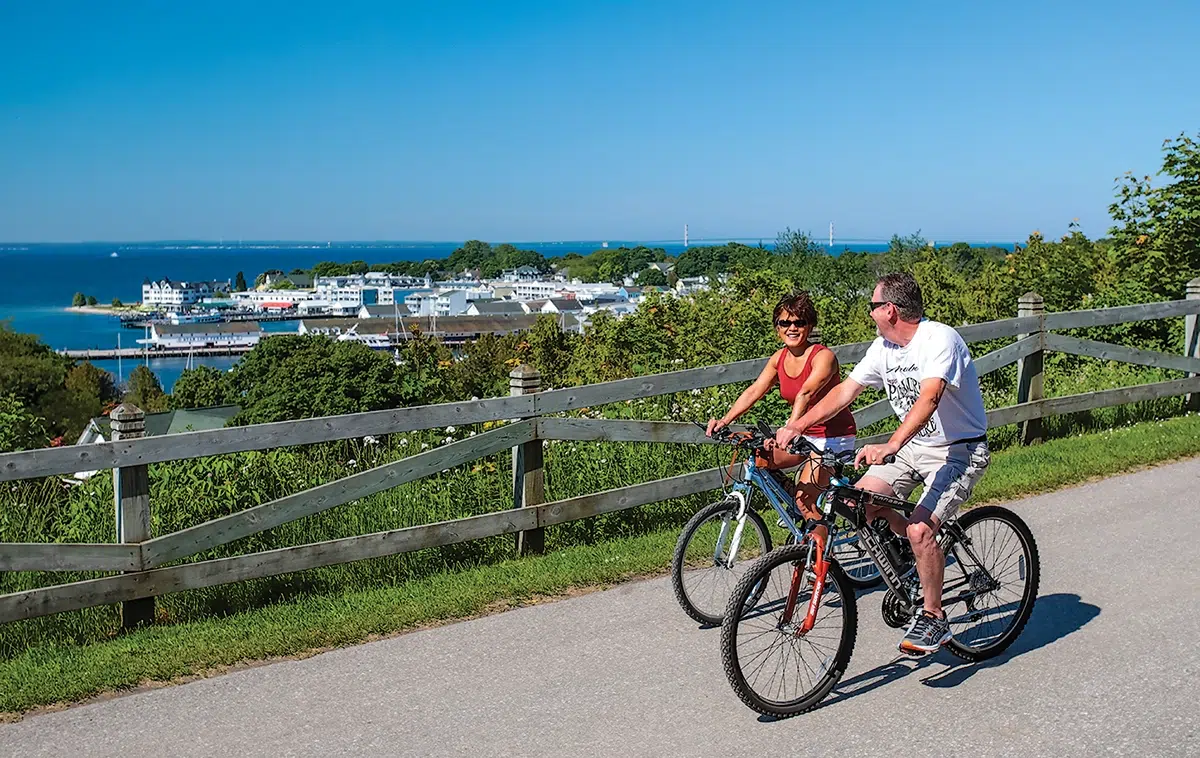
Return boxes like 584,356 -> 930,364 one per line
1,1 -> 1197,244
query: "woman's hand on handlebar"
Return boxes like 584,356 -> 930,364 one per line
854,443 -> 898,468
706,418 -> 729,437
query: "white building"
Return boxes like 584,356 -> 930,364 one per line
142,278 -> 231,308
404,291 -> 437,316
435,290 -> 468,317
232,289 -> 315,311
137,322 -> 263,350
514,280 -> 559,301
500,265 -> 542,283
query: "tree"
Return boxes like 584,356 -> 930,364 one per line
171,365 -> 236,409
234,271 -> 248,292
112,298 -> 124,308
636,268 -> 668,287
0,393 -> 47,452
86,295 -> 98,306
72,292 -> 86,307
229,335 -> 424,424
124,365 -> 168,413
1109,131 -> 1200,299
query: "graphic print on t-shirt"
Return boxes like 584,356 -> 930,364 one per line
885,366 -> 939,439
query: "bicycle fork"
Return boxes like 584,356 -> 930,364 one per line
714,489 -> 750,568
781,523 -> 831,635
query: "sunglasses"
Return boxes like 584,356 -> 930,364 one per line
775,319 -> 808,329
868,301 -> 893,314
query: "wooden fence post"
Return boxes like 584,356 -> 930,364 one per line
1187,278 -> 1200,412
510,365 -> 545,555
1016,292 -> 1046,445
111,403 -> 154,629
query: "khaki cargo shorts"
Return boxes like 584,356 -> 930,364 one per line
866,440 -> 990,523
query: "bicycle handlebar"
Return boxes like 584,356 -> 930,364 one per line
701,421 -> 896,467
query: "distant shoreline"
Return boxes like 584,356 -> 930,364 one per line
65,305 -> 145,317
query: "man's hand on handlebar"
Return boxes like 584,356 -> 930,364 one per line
774,424 -> 803,451
854,443 -> 898,468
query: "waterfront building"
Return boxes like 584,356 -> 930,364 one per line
142,278 -> 232,308
232,289 -> 315,311
540,298 -> 585,316
137,322 -> 264,350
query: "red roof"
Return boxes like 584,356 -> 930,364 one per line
262,302 -> 295,308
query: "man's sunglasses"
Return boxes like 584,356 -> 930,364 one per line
775,319 -> 808,328
868,301 -> 893,314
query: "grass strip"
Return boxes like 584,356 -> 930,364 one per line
4,412 -> 1200,715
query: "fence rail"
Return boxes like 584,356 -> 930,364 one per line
2,280 -> 1199,626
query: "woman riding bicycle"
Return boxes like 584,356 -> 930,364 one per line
705,291 -> 856,520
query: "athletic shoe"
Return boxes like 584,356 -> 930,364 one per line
898,610 -> 953,654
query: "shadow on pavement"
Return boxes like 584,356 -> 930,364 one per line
812,592 -> 1100,712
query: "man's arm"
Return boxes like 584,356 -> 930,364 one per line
855,378 -> 946,466
775,378 -> 865,448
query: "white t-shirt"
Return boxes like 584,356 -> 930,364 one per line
848,320 -> 988,447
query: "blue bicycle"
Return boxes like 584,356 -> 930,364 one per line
669,422 -> 885,626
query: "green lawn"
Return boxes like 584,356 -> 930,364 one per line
3,412 -> 1200,716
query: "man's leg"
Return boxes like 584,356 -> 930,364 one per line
906,507 -> 943,615
897,442 -> 990,654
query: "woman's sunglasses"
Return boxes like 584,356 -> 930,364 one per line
775,319 -> 808,329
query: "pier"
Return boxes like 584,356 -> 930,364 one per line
58,346 -> 255,360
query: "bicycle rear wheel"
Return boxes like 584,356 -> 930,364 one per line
940,505 -> 1040,661
671,498 -> 772,626
720,544 -> 857,717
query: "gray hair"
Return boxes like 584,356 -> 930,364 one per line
877,273 -> 923,321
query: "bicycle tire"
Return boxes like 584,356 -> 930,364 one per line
670,498 -> 772,626
720,544 -> 858,717
941,505 -> 1040,662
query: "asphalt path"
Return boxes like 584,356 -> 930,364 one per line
4,459 -> 1198,757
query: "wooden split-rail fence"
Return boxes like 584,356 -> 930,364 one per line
2,280 -> 1199,628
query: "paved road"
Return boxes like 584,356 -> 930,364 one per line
4,459 -> 1199,757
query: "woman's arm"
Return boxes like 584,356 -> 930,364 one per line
787,350 -> 838,426
707,350 -> 780,435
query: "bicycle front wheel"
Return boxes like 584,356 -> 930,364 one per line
941,505 -> 1040,661
720,544 -> 858,717
670,498 -> 772,626
830,516 -> 885,590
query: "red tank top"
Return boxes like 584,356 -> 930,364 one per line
776,345 -> 857,438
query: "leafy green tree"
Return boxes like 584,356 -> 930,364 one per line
171,365 -> 236,409
112,298 -> 124,307
1109,131 -> 1200,299
124,365 -> 168,413
234,271 -> 248,292
229,335 -> 429,424
0,393 -> 47,452
86,295 -> 98,306
71,292 -> 86,307
636,268 -> 668,287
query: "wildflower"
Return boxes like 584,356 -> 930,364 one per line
469,431 -> 477,437
446,426 -> 456,433
471,396 -> 480,401
421,443 -> 429,450
364,435 -> 379,446
400,438 -> 409,446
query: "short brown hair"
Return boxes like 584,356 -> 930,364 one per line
877,273 -> 923,321
773,291 -> 818,328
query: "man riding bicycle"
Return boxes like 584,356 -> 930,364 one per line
776,272 -> 990,655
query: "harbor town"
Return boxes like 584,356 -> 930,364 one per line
60,262 -> 708,357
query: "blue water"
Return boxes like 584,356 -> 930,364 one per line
0,239 -> 1007,391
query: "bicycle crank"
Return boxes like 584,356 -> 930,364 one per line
881,589 -> 914,629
